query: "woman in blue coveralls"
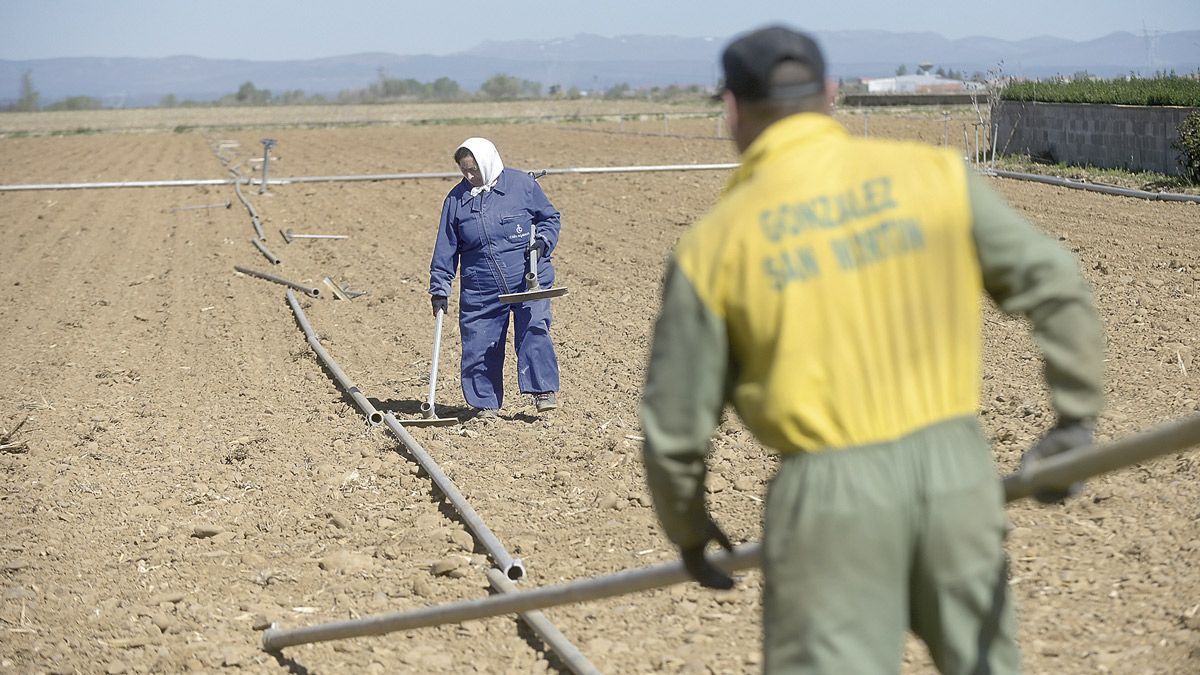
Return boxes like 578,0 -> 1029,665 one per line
428,137 -> 562,417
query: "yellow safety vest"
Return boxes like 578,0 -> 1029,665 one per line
675,113 -> 982,452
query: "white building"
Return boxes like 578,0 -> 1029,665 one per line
865,73 -> 985,94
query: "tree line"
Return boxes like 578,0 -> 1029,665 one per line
3,69 -> 710,112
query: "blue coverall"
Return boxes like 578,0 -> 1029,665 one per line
429,167 -> 562,410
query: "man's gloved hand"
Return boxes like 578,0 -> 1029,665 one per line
527,237 -> 548,257
679,518 -> 736,590
1021,419 -> 1094,504
430,294 -> 448,317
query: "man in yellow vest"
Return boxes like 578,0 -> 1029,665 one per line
640,25 -> 1103,673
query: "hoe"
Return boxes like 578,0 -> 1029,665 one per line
499,221 -> 569,304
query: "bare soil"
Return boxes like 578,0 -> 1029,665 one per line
1,110 -> 1198,674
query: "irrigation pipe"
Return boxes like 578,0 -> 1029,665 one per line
263,412 -> 1200,651
0,178 -> 238,191
484,569 -> 601,675
6,164 -> 1195,203
281,295 -> 593,670
284,289 -> 382,425
282,286 -> 525,579
234,265 -> 321,298
262,543 -> 760,652
982,168 -> 1200,203
260,163 -> 742,186
252,238 -> 281,265
232,179 -> 267,240
382,413 -> 526,582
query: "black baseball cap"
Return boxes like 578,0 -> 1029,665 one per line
716,25 -> 827,101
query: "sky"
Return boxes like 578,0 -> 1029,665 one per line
0,0 -> 1197,61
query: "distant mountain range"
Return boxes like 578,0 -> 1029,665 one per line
2,30 -> 1197,107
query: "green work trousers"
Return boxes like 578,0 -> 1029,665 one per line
763,415 -> 1021,674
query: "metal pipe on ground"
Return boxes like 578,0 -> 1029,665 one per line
170,200 -> 232,212
262,542 -> 759,653
252,238 -> 281,265
282,290 -> 524,583
234,265 -> 321,298
5,163 -> 1194,203
232,180 -> 268,240
485,569 -> 601,675
262,412 -> 1200,652
983,168 -> 1200,204
0,178 -> 235,191
284,289 -> 383,426
381,413 -> 525,581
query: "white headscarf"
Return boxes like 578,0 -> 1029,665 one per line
456,137 -> 505,196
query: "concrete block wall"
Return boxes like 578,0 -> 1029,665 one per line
994,101 -> 1197,176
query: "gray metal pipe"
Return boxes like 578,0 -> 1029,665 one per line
233,179 -> 261,218
0,178 -> 236,191
484,569 -> 601,675
280,279 -> 599,672
262,542 -> 759,652
259,138 -> 277,195
252,238 -> 281,265
382,413 -> 525,581
268,164 -> 740,185
284,289 -> 383,426
232,180 -> 266,240
3,164 -> 1198,205
1003,413 -> 1200,501
261,411 -> 1200,652
984,168 -> 1200,203
234,265 -> 321,298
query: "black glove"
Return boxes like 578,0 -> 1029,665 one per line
527,237 -> 548,257
1020,419 -> 1094,504
679,518 -> 736,590
430,294 -> 448,317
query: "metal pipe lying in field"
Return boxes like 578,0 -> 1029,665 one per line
284,289 -> 383,426
281,228 -> 349,244
6,163 -> 1195,204
232,179 -> 268,239
262,412 -> 1200,652
262,542 -> 760,652
275,255 -> 611,673
485,569 -> 601,675
170,200 -> 232,212
252,238 -> 281,265
382,413 -> 525,582
264,163 -> 742,186
234,265 -> 320,298
982,169 -> 1200,204
0,178 -> 237,191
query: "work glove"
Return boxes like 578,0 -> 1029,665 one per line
679,518 -> 736,590
1020,419 -> 1094,504
527,237 -> 548,257
430,294 -> 448,317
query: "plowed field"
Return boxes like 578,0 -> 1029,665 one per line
1,108 -> 1198,674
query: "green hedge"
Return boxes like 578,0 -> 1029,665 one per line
1000,77 -> 1200,106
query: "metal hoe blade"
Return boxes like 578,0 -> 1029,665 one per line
499,287 -> 569,304
498,220 -> 569,305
